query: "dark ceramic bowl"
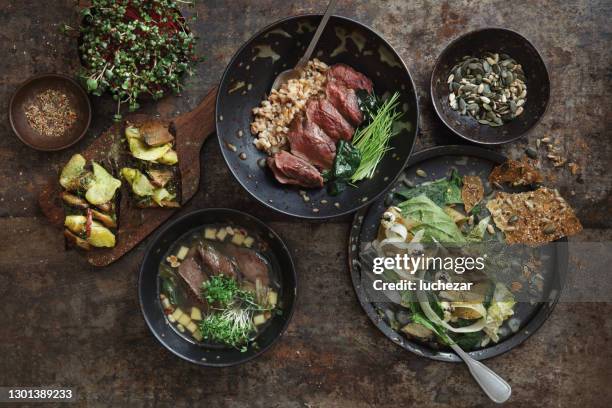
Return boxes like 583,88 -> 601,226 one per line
350,146 -> 567,361
9,73 -> 91,151
431,28 -> 550,145
216,14 -> 418,219
139,208 -> 297,367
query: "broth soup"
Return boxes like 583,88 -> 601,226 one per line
158,224 -> 282,350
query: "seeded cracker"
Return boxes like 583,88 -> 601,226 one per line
461,175 -> 484,213
486,187 -> 582,245
489,159 -> 543,187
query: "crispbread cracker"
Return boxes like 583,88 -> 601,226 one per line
486,187 -> 582,245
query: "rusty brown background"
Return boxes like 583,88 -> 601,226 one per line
0,1 -> 611,407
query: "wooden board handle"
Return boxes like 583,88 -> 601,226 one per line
173,86 -> 217,142
173,86 -> 218,201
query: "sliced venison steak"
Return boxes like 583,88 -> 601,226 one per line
325,81 -> 364,126
287,114 -> 336,170
327,63 -> 374,93
306,98 -> 354,141
267,150 -> 324,188
177,247 -> 208,301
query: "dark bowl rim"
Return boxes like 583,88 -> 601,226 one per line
138,207 -> 298,367
349,145 -> 566,362
429,27 -> 550,145
215,13 -> 419,220
9,72 -> 92,151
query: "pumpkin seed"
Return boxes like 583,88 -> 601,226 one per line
416,169 -> 427,178
543,224 -> 556,235
526,147 -> 538,158
446,52 -> 527,127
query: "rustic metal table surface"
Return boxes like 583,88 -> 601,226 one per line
1,1 -> 610,407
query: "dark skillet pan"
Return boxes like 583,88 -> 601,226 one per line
139,208 -> 297,367
216,14 -> 418,219
349,146 -> 567,361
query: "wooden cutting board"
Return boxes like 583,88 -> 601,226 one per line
39,87 -> 218,266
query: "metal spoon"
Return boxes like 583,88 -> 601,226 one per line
449,342 -> 512,403
271,0 -> 338,91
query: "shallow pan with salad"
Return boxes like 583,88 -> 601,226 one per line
349,145 -> 581,361
139,208 -> 297,366
216,14 -> 418,219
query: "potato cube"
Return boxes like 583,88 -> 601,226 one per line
178,313 -> 191,327
243,236 -> 255,248
186,321 -> 198,333
176,246 -> 189,260
190,307 -> 202,321
204,228 -> 217,240
232,232 -> 246,246
253,314 -> 266,326
192,330 -> 203,342
267,291 -> 278,307
216,228 -> 228,241
170,308 -> 183,321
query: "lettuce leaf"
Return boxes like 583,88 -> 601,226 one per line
467,216 -> 491,242
398,194 -> 466,243
483,283 -> 516,342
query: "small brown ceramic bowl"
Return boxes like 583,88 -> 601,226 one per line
431,28 -> 550,145
9,73 -> 91,151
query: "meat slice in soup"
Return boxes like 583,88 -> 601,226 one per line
325,81 -> 364,126
217,243 -> 270,286
327,63 -> 374,93
306,98 -> 354,141
177,247 -> 207,301
267,151 -> 324,188
197,242 -> 240,279
286,114 -> 336,170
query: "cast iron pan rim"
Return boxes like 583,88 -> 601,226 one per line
430,27 -> 551,145
138,208 -> 298,367
9,72 -> 92,151
349,145 -> 565,362
215,13 -> 419,220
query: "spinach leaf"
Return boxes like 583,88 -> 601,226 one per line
451,331 -> 483,350
397,194 -> 467,243
161,277 -> 179,306
334,140 -> 361,179
326,140 -> 361,196
356,89 -> 380,121
411,313 -> 451,345
396,170 -> 463,207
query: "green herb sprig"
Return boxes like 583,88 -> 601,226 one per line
351,92 -> 403,182
199,275 -> 269,350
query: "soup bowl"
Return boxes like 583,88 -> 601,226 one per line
139,208 -> 297,366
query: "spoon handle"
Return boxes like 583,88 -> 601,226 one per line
297,0 -> 338,67
450,343 -> 512,404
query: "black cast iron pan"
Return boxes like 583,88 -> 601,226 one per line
216,14 -> 418,219
349,145 -> 567,362
139,208 -> 297,367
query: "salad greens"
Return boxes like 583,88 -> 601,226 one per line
396,169 -> 463,207
397,195 -> 467,243
373,170 -> 517,350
